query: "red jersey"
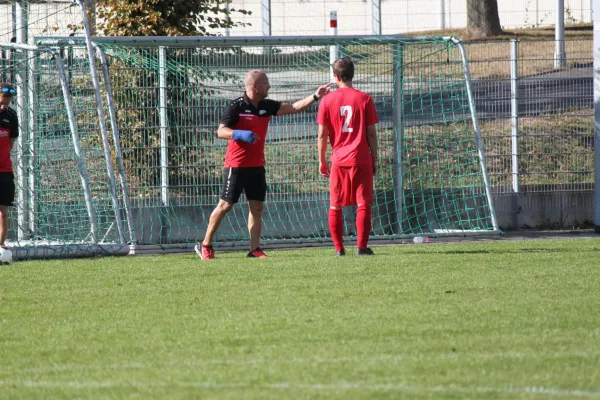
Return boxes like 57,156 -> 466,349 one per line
0,107 -> 19,172
221,94 -> 281,168
316,87 -> 378,166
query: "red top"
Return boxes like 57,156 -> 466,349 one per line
0,107 -> 19,173
221,94 -> 281,168
317,87 -> 378,166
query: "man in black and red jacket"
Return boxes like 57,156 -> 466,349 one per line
196,70 -> 331,260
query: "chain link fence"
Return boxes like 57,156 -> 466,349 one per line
465,38 -> 593,227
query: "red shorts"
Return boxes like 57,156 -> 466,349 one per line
330,164 -> 374,207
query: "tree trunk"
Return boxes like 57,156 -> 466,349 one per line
467,0 -> 503,38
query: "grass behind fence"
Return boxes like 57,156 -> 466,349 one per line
1,238 -> 599,399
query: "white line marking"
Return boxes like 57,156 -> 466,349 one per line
1,351 -> 598,376
0,380 -> 599,397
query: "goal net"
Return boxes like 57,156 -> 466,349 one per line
0,1 -> 130,259
2,25 -> 501,257
93,35 -> 499,250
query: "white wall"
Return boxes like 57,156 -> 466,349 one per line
226,0 -> 592,36
0,0 -> 592,42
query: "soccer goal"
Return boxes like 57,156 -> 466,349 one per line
86,34 -> 500,251
5,30 -> 501,258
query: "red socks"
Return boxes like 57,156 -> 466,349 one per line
356,204 -> 372,249
328,208 -> 344,251
330,206 -> 372,250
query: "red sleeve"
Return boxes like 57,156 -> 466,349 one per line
365,96 -> 379,126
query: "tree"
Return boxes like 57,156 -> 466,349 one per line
94,0 -> 250,36
85,1 -> 251,198
467,0 -> 503,38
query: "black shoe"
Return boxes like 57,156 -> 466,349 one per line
335,249 -> 346,256
356,247 -> 375,256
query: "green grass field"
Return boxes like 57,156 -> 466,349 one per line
1,238 -> 599,399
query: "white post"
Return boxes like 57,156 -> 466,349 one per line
330,11 -> 338,82
159,47 -> 169,209
554,0 -> 566,68
372,0 -> 381,35
15,1 -> 27,241
224,1 -> 231,37
593,0 -> 600,233
261,0 -> 271,36
510,40 -> 520,228
440,0 -> 446,29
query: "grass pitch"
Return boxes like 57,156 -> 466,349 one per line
1,238 -> 599,399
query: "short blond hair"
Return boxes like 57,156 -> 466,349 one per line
244,70 -> 267,87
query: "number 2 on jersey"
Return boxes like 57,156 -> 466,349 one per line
340,105 -> 353,133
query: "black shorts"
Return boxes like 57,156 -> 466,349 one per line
220,166 -> 267,204
0,172 -> 15,206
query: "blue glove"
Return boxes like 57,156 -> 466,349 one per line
232,129 -> 255,144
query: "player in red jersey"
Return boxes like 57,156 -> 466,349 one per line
0,83 -> 19,249
196,70 -> 332,260
316,58 -> 379,256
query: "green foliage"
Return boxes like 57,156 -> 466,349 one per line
94,0 -> 251,36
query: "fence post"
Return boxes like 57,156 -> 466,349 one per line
224,1 -> 231,36
593,0 -> 600,233
440,0 -> 446,29
330,11 -> 338,82
555,0 -> 567,68
510,39 -> 520,228
372,0 -> 381,35
262,0 -> 271,36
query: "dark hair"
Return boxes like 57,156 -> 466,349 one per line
332,58 -> 354,82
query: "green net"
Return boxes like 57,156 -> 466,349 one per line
3,33 -> 500,258
0,1 -> 131,258
95,36 -> 498,248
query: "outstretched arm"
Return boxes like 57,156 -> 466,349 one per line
318,124 -> 330,177
366,124 -> 378,174
277,83 -> 333,116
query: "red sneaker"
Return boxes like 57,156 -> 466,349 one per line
247,247 -> 268,258
195,243 -> 214,260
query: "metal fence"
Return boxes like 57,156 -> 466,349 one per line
464,38 -> 593,228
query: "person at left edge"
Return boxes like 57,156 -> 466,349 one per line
0,83 -> 19,250
196,70 -> 332,260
